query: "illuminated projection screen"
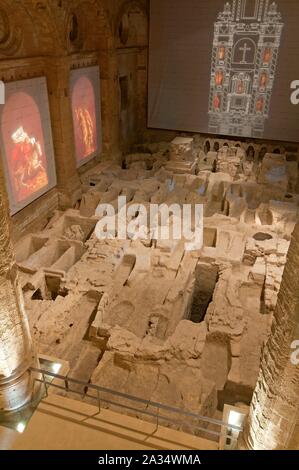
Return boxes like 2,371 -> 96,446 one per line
148,0 -> 299,142
70,66 -> 102,167
0,77 -> 57,215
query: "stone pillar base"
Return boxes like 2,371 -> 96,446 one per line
0,363 -> 41,413
58,174 -> 82,210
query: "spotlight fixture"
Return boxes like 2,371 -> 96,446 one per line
52,363 -> 62,375
16,422 -> 26,434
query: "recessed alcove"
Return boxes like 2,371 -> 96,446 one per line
203,228 -> 218,248
31,276 -> 69,301
189,264 -> 219,323
253,232 -> 273,242
47,214 -> 97,242
16,236 -> 49,264
18,241 -> 86,274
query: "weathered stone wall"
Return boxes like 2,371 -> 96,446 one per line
0,158 -> 36,411
0,0 -> 149,238
114,0 -> 148,150
242,222 -> 299,450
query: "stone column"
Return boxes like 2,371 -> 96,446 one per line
241,223 -> 299,449
46,58 -> 82,209
136,47 -> 148,142
0,160 -> 37,413
99,48 -> 122,161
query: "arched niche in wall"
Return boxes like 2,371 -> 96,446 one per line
119,12 -> 130,45
67,12 -> 84,52
69,1 -> 112,52
116,1 -> 148,48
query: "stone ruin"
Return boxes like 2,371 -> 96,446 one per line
14,135 -> 299,438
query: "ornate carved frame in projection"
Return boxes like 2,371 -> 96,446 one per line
208,0 -> 284,138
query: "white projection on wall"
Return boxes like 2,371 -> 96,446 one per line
208,0 -> 284,138
70,66 -> 102,168
149,0 -> 299,141
0,77 -> 57,215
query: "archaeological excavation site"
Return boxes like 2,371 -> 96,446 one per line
0,0 -> 298,456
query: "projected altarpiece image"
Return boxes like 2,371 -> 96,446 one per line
208,0 -> 284,138
0,77 -> 57,214
70,66 -> 102,167
149,0 -> 299,141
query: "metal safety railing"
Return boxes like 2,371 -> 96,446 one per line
30,367 -> 243,445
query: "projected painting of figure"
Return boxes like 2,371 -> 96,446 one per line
0,78 -> 56,214
71,67 -> 102,166
6,104 -> 48,202
76,105 -> 95,157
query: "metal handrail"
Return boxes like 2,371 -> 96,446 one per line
30,367 -> 243,441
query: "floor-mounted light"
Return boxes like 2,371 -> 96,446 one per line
220,404 -> 248,450
51,363 -> 62,375
16,422 -> 26,434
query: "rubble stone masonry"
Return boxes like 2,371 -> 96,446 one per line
242,223 -> 299,449
0,160 -> 36,411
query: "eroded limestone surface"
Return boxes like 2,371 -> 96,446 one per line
14,136 -> 298,434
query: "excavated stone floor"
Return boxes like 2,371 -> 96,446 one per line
14,135 -> 299,436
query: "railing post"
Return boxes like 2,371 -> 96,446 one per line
156,406 -> 160,429
42,371 -> 48,398
97,390 -> 101,413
